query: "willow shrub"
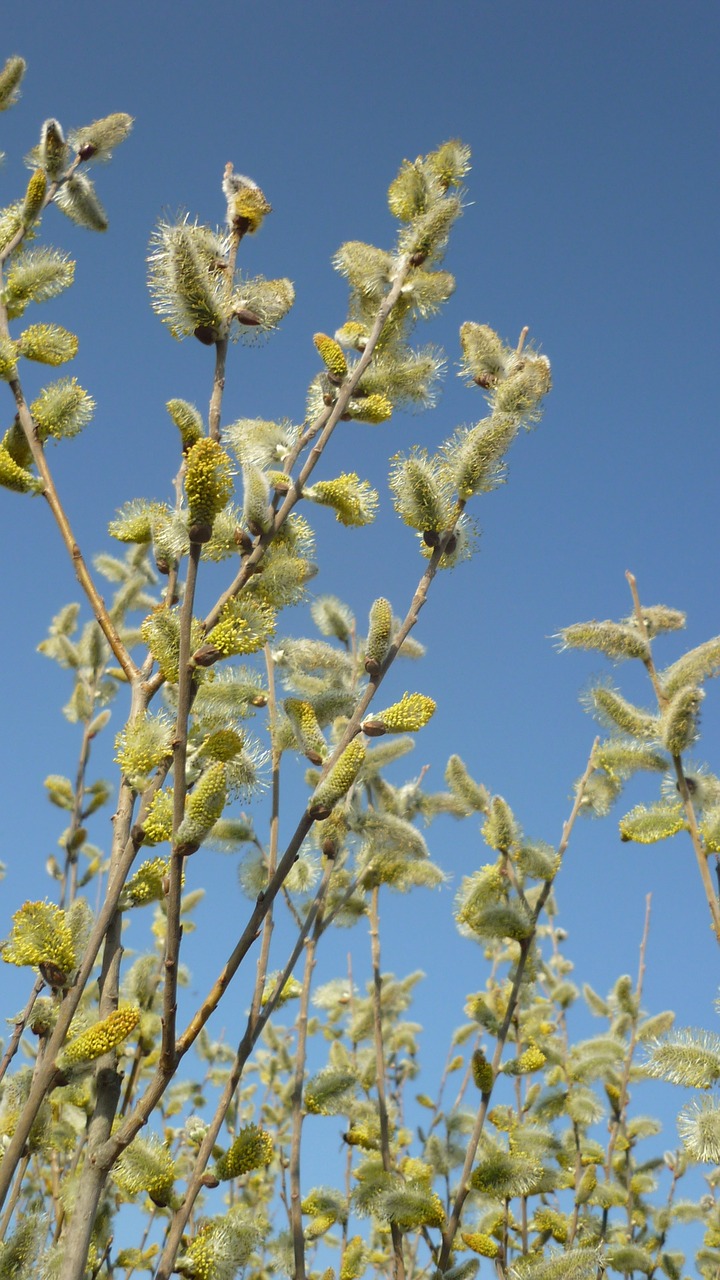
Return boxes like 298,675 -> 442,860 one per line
1,54 -> 719,1280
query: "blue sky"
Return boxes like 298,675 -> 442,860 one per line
2,0 -> 720,1186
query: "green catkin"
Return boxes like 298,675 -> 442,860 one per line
166,398 -> 203,450
472,1048 -> 495,1093
175,762 -> 227,855
17,323 -> 78,366
619,801 -> 686,844
284,699 -> 327,764
365,598 -> 393,674
0,56 -> 26,111
483,796 -> 517,852
560,620 -> 650,662
660,686 -> 703,755
309,740 -> 366,818
21,170 -> 46,226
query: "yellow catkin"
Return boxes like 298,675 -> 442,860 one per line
364,693 -> 436,734
461,1232 -> 500,1258
60,1006 -> 140,1067
215,1124 -> 274,1179
350,392 -> 392,424
314,333 -> 348,379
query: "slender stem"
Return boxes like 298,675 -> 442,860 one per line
6,378 -> 138,680
608,893 -> 651,1172
437,741 -> 599,1270
564,1122 -> 584,1249
162,541 -> 202,1072
0,1153 -> 30,1239
370,887 -> 406,1280
626,571 -> 720,942
596,894 -> 653,1260
61,680 -> 100,908
0,977 -> 44,1088
208,338 -> 229,444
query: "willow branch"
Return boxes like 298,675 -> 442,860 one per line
370,886 -> 406,1280
597,894 -> 652,1254
0,779 -> 145,1209
289,930 -> 318,1280
437,740 -> 599,1269
626,571 -> 720,943
201,255 -> 413,637
153,861 -> 334,1280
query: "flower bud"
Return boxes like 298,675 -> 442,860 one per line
2,900 -> 75,977
38,118 -> 68,179
346,392 -> 392,424
0,56 -> 26,112
306,473 -> 378,527
166,398 -> 203,451
55,174 -> 108,231
619,801 -> 686,844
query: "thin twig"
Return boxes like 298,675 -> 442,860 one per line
0,977 -> 44,1088
8,378 -> 138,680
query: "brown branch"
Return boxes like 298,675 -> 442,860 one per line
161,541 -> 202,1072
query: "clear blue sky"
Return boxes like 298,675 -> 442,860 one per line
2,0 -> 719,1172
